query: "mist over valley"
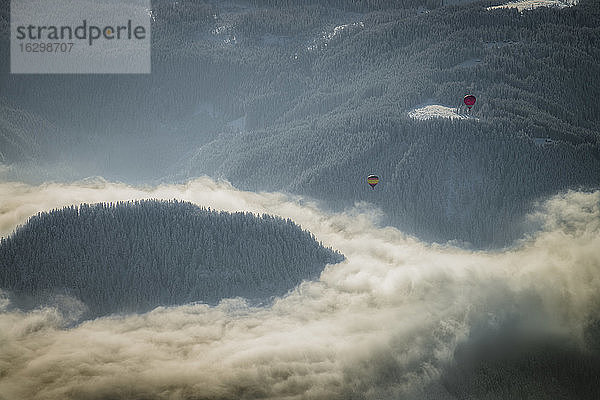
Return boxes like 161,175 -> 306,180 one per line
1,0 -> 599,398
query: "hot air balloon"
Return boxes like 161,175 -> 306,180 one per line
367,174 -> 379,189
464,94 -> 476,111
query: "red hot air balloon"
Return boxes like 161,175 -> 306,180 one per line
464,94 -> 476,110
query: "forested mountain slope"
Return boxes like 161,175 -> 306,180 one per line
0,100 -> 41,164
0,200 -> 343,318
0,0 -> 598,246
182,0 -> 600,246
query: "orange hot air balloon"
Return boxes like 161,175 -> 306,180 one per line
464,94 -> 476,110
367,174 -> 379,189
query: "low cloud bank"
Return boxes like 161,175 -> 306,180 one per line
0,179 -> 599,399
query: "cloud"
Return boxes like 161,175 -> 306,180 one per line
0,179 -> 599,399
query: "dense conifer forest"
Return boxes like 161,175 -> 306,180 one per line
0,0 -> 598,246
0,200 -> 343,318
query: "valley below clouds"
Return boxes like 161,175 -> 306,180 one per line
1,178 -> 599,399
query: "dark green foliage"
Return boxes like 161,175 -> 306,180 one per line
1,0 -> 598,246
190,112 -> 599,247
0,200 -> 343,317
441,328 -> 600,399
0,99 -> 42,163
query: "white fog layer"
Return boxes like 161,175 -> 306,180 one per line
0,179 -> 599,399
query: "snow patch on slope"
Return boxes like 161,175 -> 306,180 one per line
308,21 -> 364,51
408,105 -> 472,121
453,58 -> 482,69
487,0 -> 577,11
227,115 -> 246,131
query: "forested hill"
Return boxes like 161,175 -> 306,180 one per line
1,0 -> 599,247
0,200 -> 343,318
